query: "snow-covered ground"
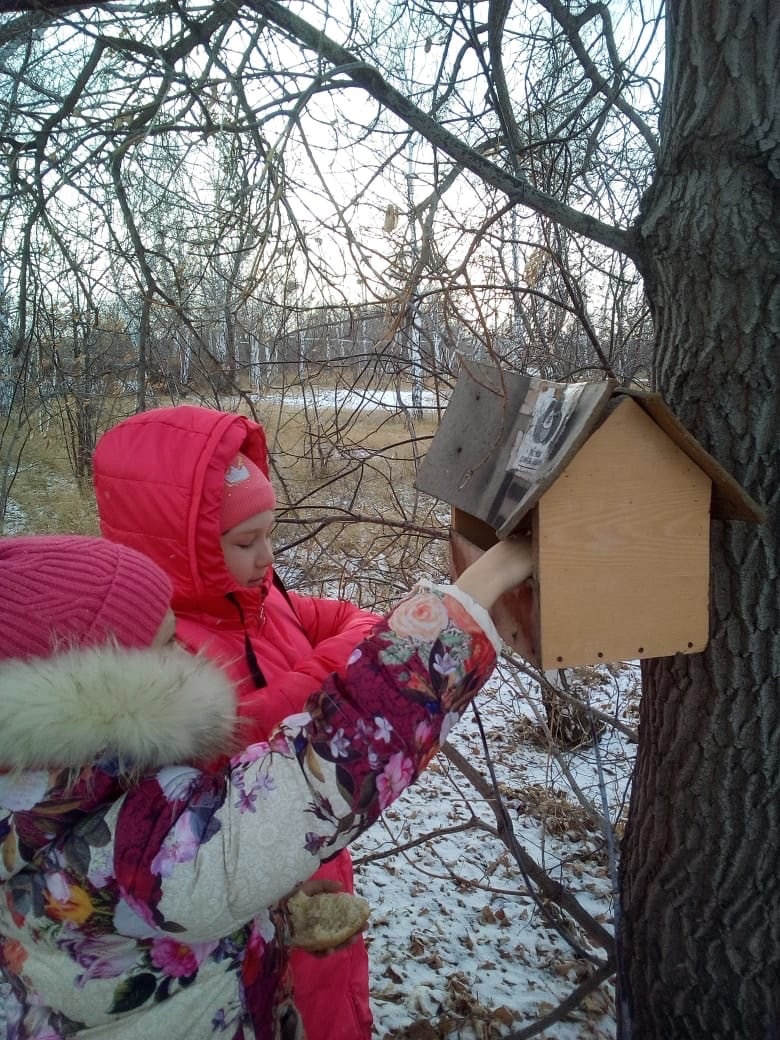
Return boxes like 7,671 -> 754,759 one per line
0,498 -> 25,535
250,384 -> 446,414
352,660 -> 638,1039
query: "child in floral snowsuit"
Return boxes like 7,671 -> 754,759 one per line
0,532 -> 532,1040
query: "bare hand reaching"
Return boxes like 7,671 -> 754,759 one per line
454,535 -> 533,610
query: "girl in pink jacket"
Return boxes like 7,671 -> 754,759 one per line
0,532 -> 533,1040
93,406 -> 382,1039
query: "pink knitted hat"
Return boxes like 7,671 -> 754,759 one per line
220,453 -> 276,533
0,535 -> 173,660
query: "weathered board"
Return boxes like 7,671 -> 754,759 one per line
414,362 -> 616,536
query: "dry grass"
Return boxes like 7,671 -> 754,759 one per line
3,394 -> 446,611
5,422 -> 99,535
236,395 -> 447,609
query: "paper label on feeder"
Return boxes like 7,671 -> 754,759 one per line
508,383 -> 587,478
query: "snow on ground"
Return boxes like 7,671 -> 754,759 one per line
352,660 -> 639,1039
0,499 -> 25,534
250,385 -> 446,414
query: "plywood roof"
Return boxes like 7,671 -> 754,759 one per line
414,362 -> 765,531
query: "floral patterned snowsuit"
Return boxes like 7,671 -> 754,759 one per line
0,583 -> 500,1039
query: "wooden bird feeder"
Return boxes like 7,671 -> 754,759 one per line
414,362 -> 765,669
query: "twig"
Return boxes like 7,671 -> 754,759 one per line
589,703 -> 632,1039
466,706 -> 606,963
505,961 -> 615,1039
502,648 -> 639,743
276,511 -> 446,554
507,672 -> 612,832
351,817 -> 495,867
442,742 -> 615,957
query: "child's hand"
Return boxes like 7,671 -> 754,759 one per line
454,535 -> 533,610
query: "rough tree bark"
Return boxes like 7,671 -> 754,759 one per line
621,0 -> 780,1036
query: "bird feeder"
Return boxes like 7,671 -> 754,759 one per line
414,361 -> 765,668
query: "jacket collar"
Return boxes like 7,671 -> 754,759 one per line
195,568 -> 274,622
0,643 -> 237,772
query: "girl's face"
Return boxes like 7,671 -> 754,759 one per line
220,510 -> 275,588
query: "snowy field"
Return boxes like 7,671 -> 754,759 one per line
249,383 -> 447,414
352,660 -> 637,1039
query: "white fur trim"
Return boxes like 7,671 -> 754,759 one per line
0,645 -> 237,771
416,581 -> 503,655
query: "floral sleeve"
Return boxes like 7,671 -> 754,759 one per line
113,585 -> 500,940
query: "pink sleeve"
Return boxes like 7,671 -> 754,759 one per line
230,591 -> 381,738
286,590 -> 380,653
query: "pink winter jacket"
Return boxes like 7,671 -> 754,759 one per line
93,405 -> 380,1040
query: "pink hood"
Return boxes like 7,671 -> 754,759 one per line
93,406 -> 271,620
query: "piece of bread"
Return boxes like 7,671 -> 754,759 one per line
286,890 -> 371,952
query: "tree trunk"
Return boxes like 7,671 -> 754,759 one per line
137,296 -> 149,412
620,1 -> 780,1036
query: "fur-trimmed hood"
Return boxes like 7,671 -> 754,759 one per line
0,642 -> 237,772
